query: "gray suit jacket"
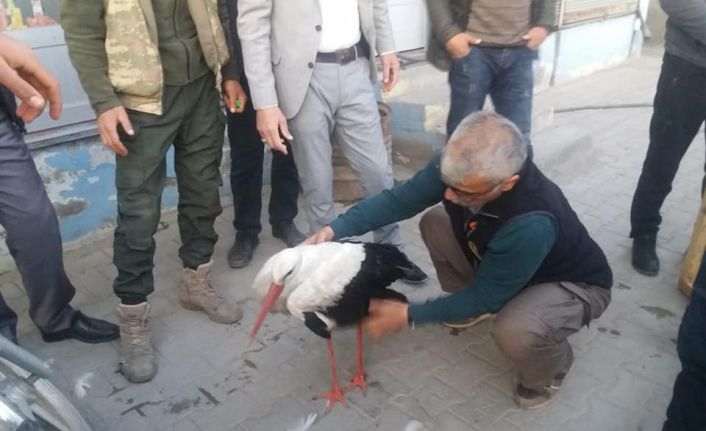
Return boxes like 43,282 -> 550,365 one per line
237,0 -> 396,118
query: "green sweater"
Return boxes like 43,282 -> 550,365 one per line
329,155 -> 557,324
61,0 -> 209,115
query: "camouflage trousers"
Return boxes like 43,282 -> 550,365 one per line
112,73 -> 225,302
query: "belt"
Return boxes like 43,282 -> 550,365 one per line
316,40 -> 369,65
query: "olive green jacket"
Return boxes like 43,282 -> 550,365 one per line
61,0 -> 230,115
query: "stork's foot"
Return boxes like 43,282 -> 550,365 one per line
347,371 -> 367,396
316,385 -> 347,410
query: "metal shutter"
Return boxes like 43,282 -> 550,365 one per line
562,0 -> 639,26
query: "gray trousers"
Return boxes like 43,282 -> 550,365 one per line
0,109 -> 76,337
419,206 -> 611,389
287,57 -> 401,246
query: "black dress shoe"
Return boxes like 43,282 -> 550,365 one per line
272,223 -> 306,248
632,234 -> 659,276
228,233 -> 259,268
41,312 -> 119,344
400,253 -> 429,285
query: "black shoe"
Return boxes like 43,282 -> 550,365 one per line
41,312 -> 120,344
272,223 -> 306,248
0,325 -> 18,345
228,233 -> 259,269
400,253 -> 429,285
632,234 -> 660,276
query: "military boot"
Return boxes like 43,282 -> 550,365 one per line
118,302 -> 157,383
178,262 -> 243,324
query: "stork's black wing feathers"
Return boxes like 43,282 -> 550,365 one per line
316,243 -> 412,334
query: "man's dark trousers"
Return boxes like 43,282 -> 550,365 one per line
0,106 -> 76,338
228,76 -> 299,236
631,53 -> 706,238
663,254 -> 706,431
446,46 -> 535,140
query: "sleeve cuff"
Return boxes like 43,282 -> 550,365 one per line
256,104 -> 279,110
92,98 -> 123,117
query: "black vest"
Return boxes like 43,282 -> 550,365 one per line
443,160 -> 613,289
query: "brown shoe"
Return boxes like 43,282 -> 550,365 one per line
514,384 -> 555,410
515,352 -> 574,410
178,262 -> 243,324
441,313 -> 494,329
118,303 -> 157,383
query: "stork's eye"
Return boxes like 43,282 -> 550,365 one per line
285,268 -> 295,278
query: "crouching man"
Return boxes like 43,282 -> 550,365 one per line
305,112 -> 613,409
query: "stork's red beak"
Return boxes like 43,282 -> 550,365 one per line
250,283 -> 285,343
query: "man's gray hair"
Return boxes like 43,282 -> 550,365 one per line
441,112 -> 528,186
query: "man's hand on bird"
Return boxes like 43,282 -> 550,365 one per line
0,33 -> 62,123
444,31 -> 482,59
522,26 -> 550,50
364,299 -> 409,338
256,106 -> 292,155
222,79 -> 247,114
303,225 -> 334,245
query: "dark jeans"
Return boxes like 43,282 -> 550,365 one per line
113,73 -> 224,302
663,255 -> 706,431
446,46 -> 535,141
631,53 -> 706,238
228,77 -> 299,236
0,108 -> 76,336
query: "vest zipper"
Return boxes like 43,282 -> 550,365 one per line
174,0 -> 192,82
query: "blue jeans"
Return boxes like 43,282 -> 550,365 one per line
663,255 -> 706,431
446,46 -> 535,142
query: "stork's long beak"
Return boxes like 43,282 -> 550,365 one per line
250,283 -> 285,343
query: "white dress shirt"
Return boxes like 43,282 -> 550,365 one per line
318,0 -> 361,52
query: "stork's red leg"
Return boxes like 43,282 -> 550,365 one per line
316,337 -> 347,410
347,322 -> 367,395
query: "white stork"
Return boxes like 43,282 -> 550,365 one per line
250,242 -> 412,409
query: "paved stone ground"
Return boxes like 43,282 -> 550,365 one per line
1,46 -> 700,430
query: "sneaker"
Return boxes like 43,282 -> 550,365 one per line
399,253 -> 429,285
442,313 -> 494,329
514,383 -> 554,410
515,351 -> 574,410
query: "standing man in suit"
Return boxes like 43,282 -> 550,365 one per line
237,0 -> 428,284
220,0 -> 304,270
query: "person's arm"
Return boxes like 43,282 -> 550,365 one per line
533,0 -> 560,31
408,214 -> 557,324
329,155 -> 447,239
59,0 -> 120,115
218,0 -> 241,82
424,0 -> 464,44
237,0 -> 277,110
660,0 -> 706,46
373,0 -> 396,55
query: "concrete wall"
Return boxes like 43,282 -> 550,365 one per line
0,136 -> 233,270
